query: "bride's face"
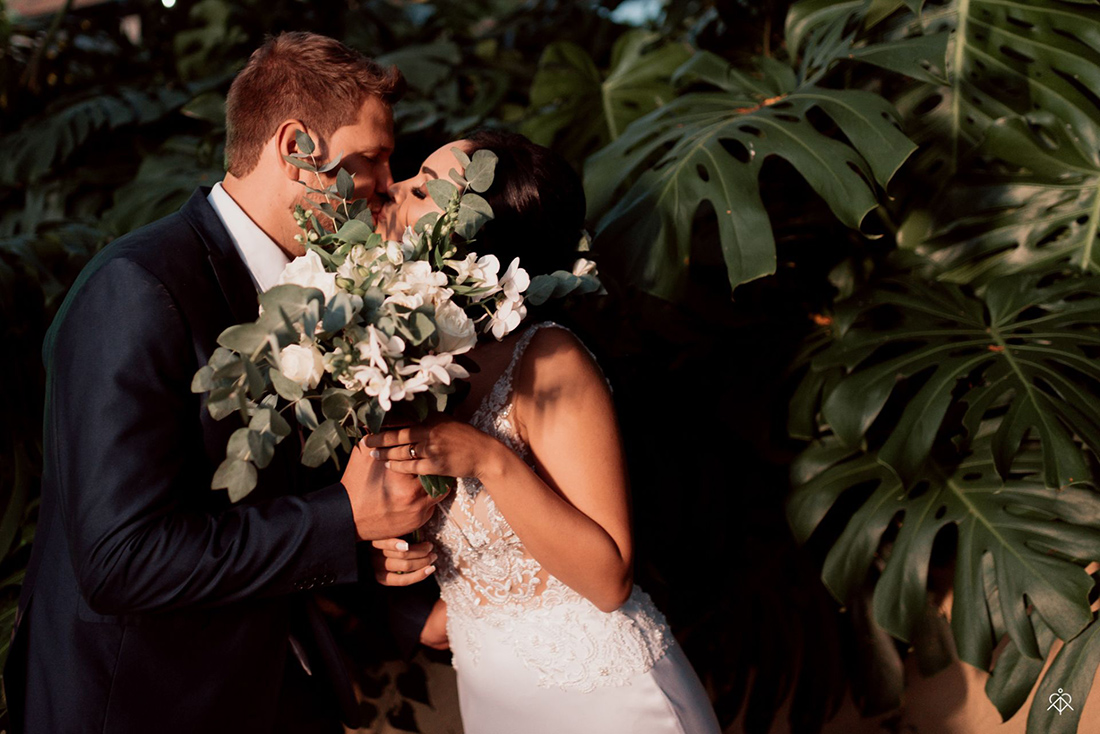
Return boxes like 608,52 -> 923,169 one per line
377,140 -> 472,241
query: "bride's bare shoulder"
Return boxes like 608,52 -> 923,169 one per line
517,325 -> 605,398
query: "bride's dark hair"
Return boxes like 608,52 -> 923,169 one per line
462,130 -> 586,277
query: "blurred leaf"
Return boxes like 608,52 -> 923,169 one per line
523,31 -> 690,163
180,91 -> 226,125
0,86 -> 194,186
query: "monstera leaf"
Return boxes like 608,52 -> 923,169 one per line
788,432 -> 1100,725
786,0 -> 947,85
920,115 -> 1100,285
586,50 -> 916,298
802,273 -> 1100,489
522,30 -> 690,165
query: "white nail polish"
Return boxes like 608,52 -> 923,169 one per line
370,450 -> 379,459
396,540 -> 409,552
424,565 -> 436,575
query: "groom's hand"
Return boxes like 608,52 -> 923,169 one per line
342,437 -> 445,541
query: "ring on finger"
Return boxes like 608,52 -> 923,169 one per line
408,444 -> 418,459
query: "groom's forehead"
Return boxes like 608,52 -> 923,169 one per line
355,96 -> 395,141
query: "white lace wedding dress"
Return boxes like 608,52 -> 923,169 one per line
425,323 -> 720,734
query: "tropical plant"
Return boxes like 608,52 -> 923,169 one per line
766,1 -> 1100,732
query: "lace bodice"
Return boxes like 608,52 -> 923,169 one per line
426,322 -> 670,692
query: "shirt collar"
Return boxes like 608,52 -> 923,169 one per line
207,181 -> 290,293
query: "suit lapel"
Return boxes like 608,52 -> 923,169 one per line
180,187 -> 260,324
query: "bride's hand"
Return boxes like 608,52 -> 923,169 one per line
365,417 -> 508,481
370,538 -> 437,586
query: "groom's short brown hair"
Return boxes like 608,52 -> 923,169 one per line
225,32 -> 404,177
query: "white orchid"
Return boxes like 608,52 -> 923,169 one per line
400,353 -> 470,387
488,294 -> 527,340
357,325 -> 406,373
448,252 -> 500,288
360,369 -> 406,412
499,257 -> 530,302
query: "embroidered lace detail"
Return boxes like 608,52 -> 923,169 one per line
426,322 -> 670,691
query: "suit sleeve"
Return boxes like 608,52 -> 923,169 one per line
50,256 -> 358,615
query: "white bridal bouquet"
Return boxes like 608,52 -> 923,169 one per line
192,132 -> 601,501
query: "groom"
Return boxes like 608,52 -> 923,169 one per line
4,32 -> 439,734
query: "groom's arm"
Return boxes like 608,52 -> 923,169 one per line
51,256 -> 359,614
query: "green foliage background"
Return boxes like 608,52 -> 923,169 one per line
4,0 -> 1100,733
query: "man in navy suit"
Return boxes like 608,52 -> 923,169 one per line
3,32 -> 441,733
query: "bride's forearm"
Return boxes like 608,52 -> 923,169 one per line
479,443 -> 633,613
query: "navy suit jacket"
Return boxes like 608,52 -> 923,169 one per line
3,189 -> 379,733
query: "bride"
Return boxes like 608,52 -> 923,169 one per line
367,130 -> 720,734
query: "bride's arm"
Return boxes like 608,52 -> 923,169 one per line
367,328 -> 634,613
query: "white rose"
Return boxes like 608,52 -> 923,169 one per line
279,343 -> 325,390
434,300 -> 478,355
276,250 -> 338,303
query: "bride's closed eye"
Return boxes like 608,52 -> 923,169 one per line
411,186 -> 427,200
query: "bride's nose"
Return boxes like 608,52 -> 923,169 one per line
388,180 -> 405,202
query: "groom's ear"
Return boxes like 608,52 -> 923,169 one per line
274,119 -> 312,182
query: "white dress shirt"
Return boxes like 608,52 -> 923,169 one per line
207,182 -> 290,293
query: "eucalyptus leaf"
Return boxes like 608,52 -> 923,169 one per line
217,323 -> 269,355
247,429 -> 275,469
426,179 -> 459,209
463,149 -> 498,194
302,419 -> 342,468
322,390 -> 354,422
191,365 -> 216,393
323,292 -> 357,333
295,398 -> 320,431
456,193 -> 494,240
336,168 -> 354,201
270,369 -> 304,402
211,458 -> 258,502
295,130 -> 315,156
